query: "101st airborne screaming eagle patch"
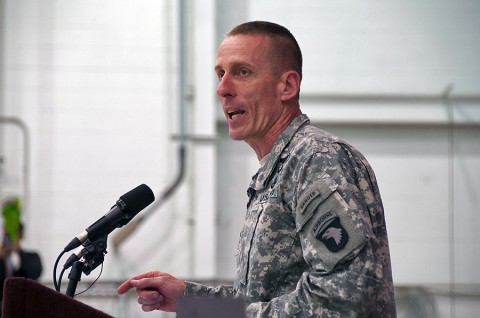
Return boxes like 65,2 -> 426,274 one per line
311,210 -> 349,252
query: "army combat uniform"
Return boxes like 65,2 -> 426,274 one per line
185,114 -> 396,317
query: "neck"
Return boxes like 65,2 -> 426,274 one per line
248,107 -> 302,160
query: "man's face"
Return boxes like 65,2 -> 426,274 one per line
215,35 -> 285,143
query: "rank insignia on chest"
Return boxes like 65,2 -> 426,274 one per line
312,213 -> 349,252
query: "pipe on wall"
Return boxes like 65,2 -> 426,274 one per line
111,0 -> 189,251
0,116 -> 30,217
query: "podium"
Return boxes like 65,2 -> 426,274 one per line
2,277 -> 113,318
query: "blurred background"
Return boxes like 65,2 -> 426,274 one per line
0,0 -> 479,317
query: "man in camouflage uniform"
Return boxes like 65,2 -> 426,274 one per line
118,21 -> 396,317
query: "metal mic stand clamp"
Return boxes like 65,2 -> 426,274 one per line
65,234 -> 108,297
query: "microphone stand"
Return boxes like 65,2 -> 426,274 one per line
66,261 -> 84,297
65,234 -> 108,298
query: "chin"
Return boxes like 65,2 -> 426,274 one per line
228,131 -> 245,141
229,134 -> 243,141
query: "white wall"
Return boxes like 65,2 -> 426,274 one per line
0,0 -> 196,283
1,0 -> 479,317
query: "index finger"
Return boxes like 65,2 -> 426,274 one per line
117,279 -> 135,294
117,271 -> 162,294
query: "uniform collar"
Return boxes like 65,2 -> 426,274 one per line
250,114 -> 310,190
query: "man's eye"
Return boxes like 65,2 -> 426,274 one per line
239,69 -> 249,76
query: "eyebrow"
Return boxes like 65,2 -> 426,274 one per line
214,61 -> 256,73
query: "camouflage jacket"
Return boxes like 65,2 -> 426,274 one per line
185,114 -> 396,317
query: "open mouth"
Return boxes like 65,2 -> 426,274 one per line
227,110 -> 245,119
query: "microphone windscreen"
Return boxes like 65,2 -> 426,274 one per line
119,184 -> 155,217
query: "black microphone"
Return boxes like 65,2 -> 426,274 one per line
63,184 -> 155,252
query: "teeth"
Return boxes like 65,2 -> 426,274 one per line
228,110 -> 243,119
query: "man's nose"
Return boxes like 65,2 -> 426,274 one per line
216,75 -> 234,98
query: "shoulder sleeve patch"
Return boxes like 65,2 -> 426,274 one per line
312,215 -> 349,252
296,175 -> 338,230
301,191 -> 369,270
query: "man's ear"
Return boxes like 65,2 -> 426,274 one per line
280,71 -> 301,102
